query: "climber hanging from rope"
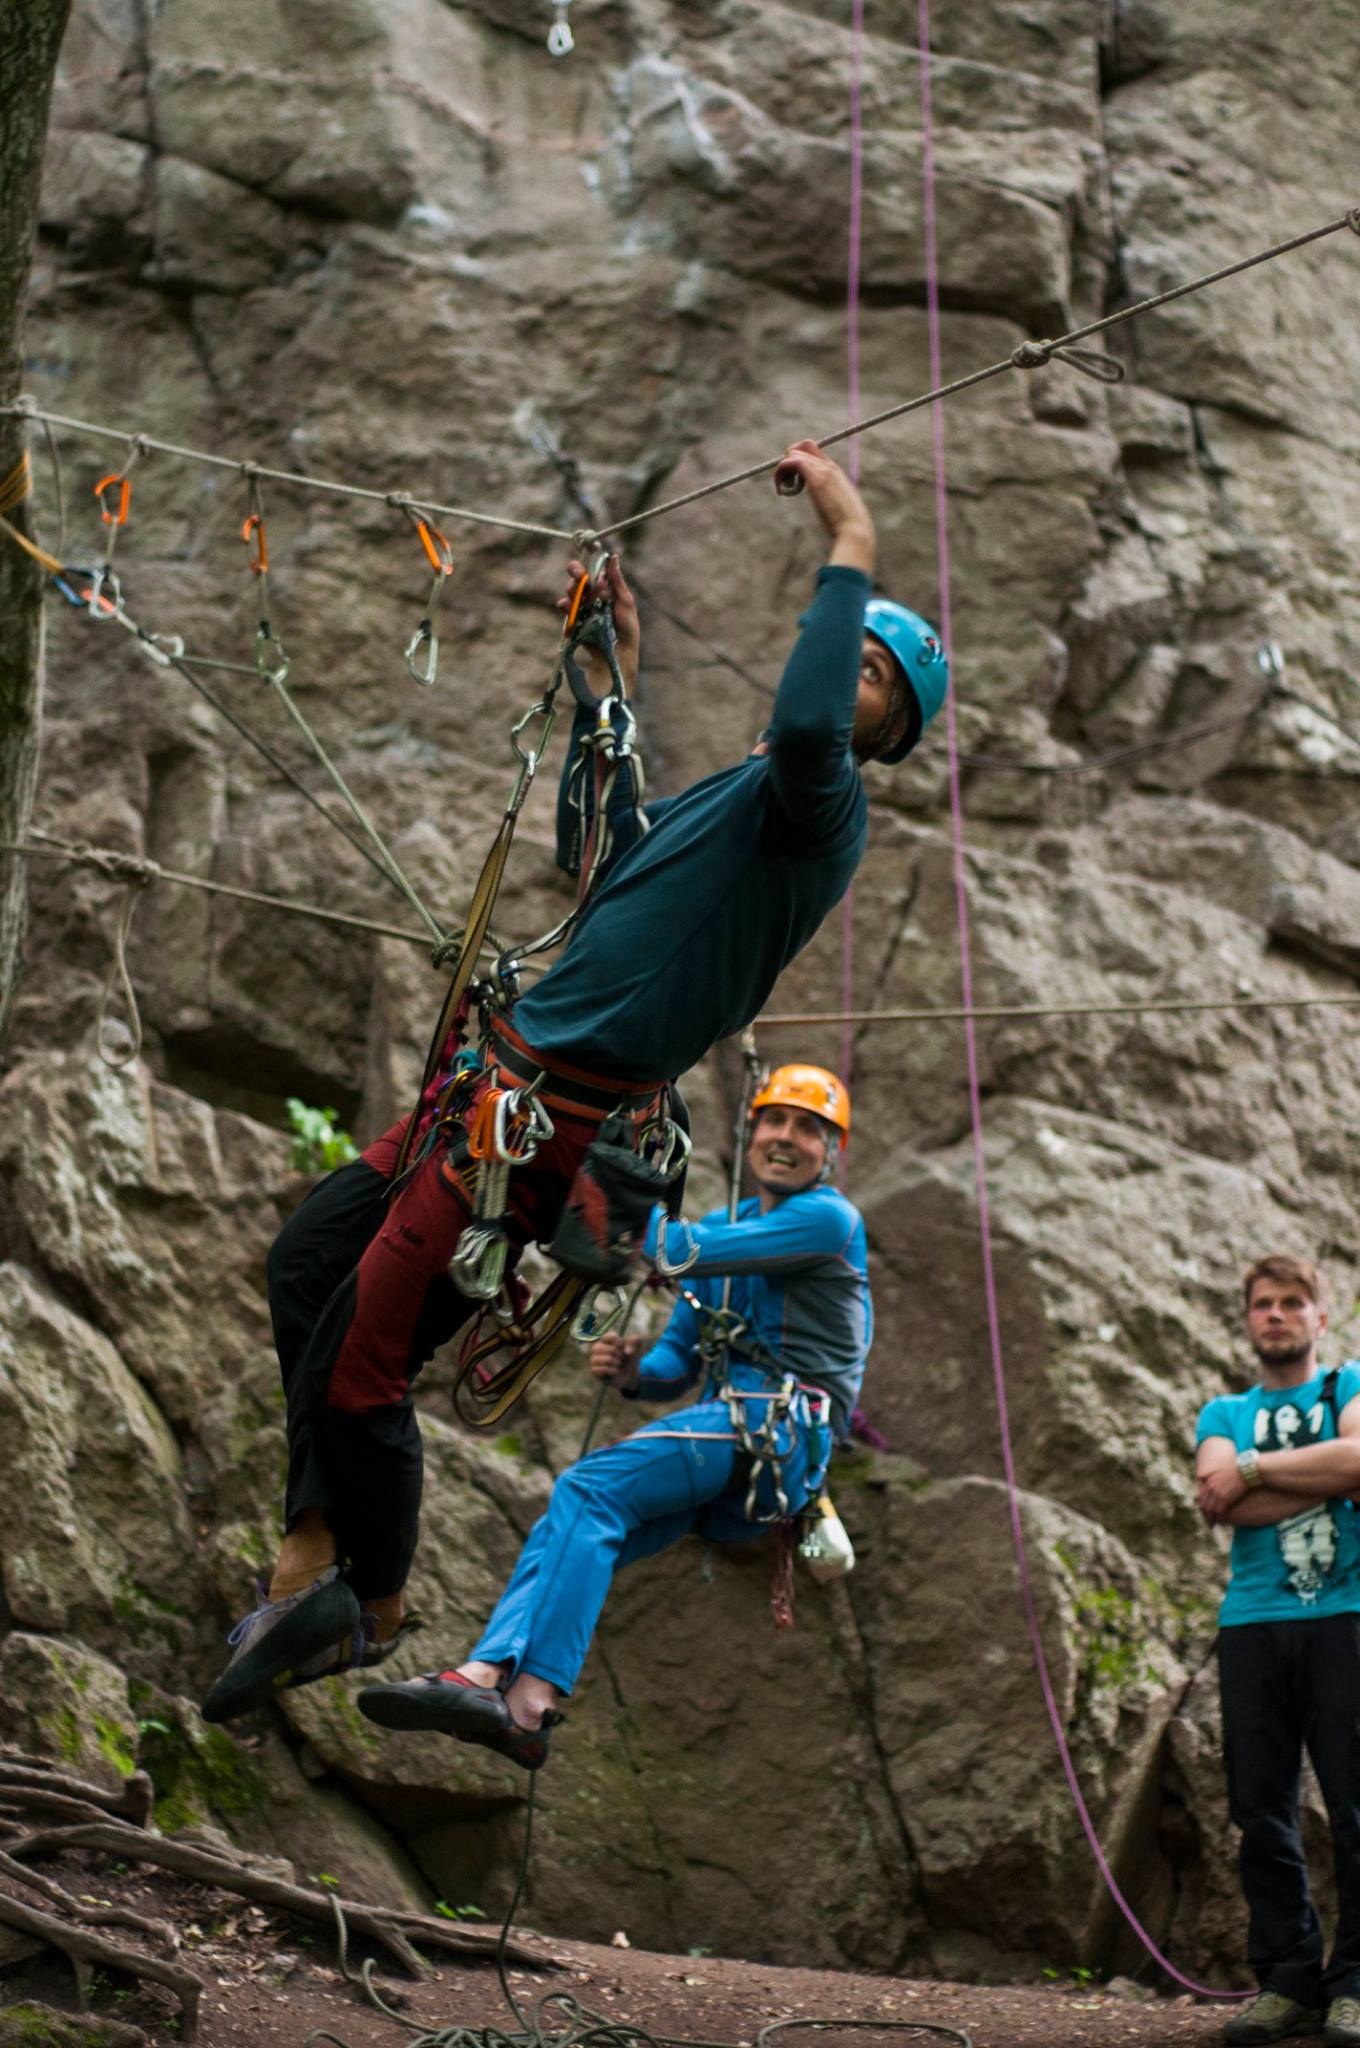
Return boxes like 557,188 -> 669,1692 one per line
356,1059 -> 871,1768
200,437 -> 948,1726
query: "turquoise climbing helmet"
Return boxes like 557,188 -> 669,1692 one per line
863,597 -> 949,763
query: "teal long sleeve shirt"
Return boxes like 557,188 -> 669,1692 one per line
513,565 -> 873,1079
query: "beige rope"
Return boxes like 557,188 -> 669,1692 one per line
4,208 -> 1355,552
589,204 -> 1360,542
759,991 -> 1360,1029
0,397 -> 573,542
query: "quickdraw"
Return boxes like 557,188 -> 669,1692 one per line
241,471 -> 290,685
394,499 -> 453,687
447,1080 -> 555,1302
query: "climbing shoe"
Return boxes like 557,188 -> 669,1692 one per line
1325,1997 -> 1360,2046
286,1611 -> 427,1693
200,1567 -> 361,1724
357,1671 -> 560,1771
1222,1991 -> 1323,2043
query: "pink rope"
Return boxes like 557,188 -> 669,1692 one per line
839,0 -> 865,1104
913,0 -> 1247,2003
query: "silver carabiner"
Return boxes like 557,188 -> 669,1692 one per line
547,0 -> 574,56
494,1085 -> 554,1165
449,1222 -> 510,1302
255,625 -> 291,686
140,631 -> 186,668
572,1286 -> 626,1345
404,617 -> 439,686
86,565 -> 123,620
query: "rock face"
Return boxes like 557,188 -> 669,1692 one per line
1,0 -> 1358,1990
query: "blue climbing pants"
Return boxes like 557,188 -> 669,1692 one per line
468,1374 -> 825,1695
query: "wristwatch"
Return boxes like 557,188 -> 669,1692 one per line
1236,1447 -> 1264,1489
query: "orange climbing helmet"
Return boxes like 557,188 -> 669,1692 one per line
750,1064 -> 851,1149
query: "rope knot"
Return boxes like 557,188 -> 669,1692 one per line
1347,207 -> 1360,239
68,841 -> 159,887
431,930 -> 464,969
1011,340 -> 1053,369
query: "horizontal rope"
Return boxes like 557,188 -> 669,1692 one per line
2,835 -> 431,946
588,203 -> 1360,542
760,989 -> 1360,1028
0,399 -> 573,542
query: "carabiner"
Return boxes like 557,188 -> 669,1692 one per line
449,1222 -> 510,1302
241,510 -> 269,575
495,1086 -> 554,1165
571,1286 -> 625,1345
405,617 -> 439,687
254,624 -> 291,686
94,473 -> 132,527
547,0 -> 574,56
467,1086 -> 505,1164
139,630 -> 186,668
85,564 -> 123,620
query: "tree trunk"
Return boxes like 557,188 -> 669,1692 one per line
0,0 -> 72,1051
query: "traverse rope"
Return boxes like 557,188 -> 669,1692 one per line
584,207 -> 1360,543
915,0 -> 1248,2002
0,394 -> 574,541
3,204 -> 1355,559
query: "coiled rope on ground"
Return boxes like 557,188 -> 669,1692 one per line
305,1779 -> 972,2048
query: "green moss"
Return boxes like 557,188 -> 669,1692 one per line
52,1708 -> 84,1765
138,1710 -> 270,1833
93,1717 -> 137,1779
1053,1542 -> 1159,1701
493,1432 -> 523,1458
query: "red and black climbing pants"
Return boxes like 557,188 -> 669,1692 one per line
269,1046 -> 660,1602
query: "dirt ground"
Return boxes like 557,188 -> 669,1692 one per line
0,1853 -> 1236,2048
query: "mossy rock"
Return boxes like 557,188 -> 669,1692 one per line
0,1636 -> 139,1791
0,2003 -> 148,2046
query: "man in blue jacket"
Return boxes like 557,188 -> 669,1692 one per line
1197,1254 -> 1360,2048
357,1061 -> 871,1765
202,441 -> 945,1724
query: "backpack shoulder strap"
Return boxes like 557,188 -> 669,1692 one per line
1323,1366 -> 1341,1429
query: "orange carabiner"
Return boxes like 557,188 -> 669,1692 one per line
564,571 -> 590,635
241,510 -> 269,574
94,473 -> 131,527
416,518 -> 453,578
467,1086 -> 504,1164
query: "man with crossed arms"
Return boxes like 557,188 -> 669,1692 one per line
1197,1254 -> 1360,2046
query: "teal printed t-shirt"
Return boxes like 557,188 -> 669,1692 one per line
1197,1364 -> 1360,1627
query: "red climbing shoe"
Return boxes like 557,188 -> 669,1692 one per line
357,1671 -> 560,1771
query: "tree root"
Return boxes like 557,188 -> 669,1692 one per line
0,1741 -> 552,2039
0,1754 -> 155,1826
0,1885 -> 203,2040
0,1845 -> 179,1947
5,1820 -> 548,1972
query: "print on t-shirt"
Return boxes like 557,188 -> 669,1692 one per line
1256,1396 -> 1336,1604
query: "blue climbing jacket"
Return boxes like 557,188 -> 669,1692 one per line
642,1184 -> 873,1441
